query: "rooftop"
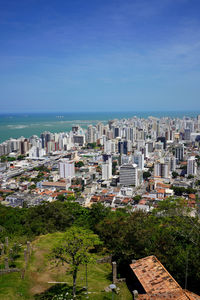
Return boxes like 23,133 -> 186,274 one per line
130,255 -> 200,300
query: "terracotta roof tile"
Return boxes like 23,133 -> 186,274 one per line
185,290 -> 200,300
130,256 -> 200,300
156,183 -> 170,188
157,189 -> 165,193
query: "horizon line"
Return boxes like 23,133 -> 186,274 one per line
1,110 -> 200,114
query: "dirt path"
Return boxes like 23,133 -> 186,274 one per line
28,238 -> 66,296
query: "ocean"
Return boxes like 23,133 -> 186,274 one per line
0,111 -> 199,143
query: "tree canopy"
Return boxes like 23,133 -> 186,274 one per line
51,226 -> 102,298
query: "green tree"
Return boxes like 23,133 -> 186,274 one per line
0,155 -> 7,162
112,161 -> 118,175
143,171 -> 151,180
51,226 -> 102,298
7,157 -> 16,162
87,142 -> 96,149
75,161 -> 84,168
17,155 -> 25,160
66,195 -> 76,201
133,195 -> 142,203
57,194 -> 66,202
188,174 -> 194,179
29,184 -> 36,190
172,171 -> 179,178
89,203 -> 111,229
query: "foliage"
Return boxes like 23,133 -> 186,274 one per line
66,195 -> 76,201
57,194 -> 66,202
0,155 -> 17,162
133,195 -> 142,203
75,161 -> 84,168
29,184 -> 36,190
17,155 -> 26,161
187,174 -> 194,179
171,186 -> 197,196
33,165 -> 50,173
143,171 -> 151,180
0,155 -> 7,162
196,155 -> 200,167
112,161 -> 118,175
0,201 -> 87,240
96,198 -> 200,293
1,197 -> 200,294
172,171 -> 179,178
88,203 -> 111,229
51,226 -> 102,298
152,197 -> 192,217
86,143 -> 96,149
180,165 -> 187,170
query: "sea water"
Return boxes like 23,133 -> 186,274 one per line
0,111 -> 199,143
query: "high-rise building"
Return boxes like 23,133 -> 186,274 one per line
104,140 -> 116,154
187,156 -> 197,176
154,161 -> 169,178
175,144 -> 184,162
120,163 -> 138,186
197,115 -> 200,131
133,151 -> 144,170
170,157 -> 176,172
29,146 -> 46,158
157,137 -> 166,149
20,139 -> 29,155
40,131 -> 53,149
87,125 -> 96,143
59,159 -> 75,179
97,122 -> 104,138
73,135 -> 85,146
155,141 -> 164,151
102,155 -> 112,180
146,142 -> 154,153
113,127 -> 121,138
118,141 -> 128,155
184,128 -> 191,141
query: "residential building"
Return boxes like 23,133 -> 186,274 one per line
120,163 -> 138,186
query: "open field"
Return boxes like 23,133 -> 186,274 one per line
0,233 -> 132,299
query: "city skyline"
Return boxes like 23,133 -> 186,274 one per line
1,0 -> 200,112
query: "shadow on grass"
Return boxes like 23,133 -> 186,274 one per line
34,283 -> 88,300
105,271 -> 113,282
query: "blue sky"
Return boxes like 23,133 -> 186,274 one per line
0,0 -> 200,112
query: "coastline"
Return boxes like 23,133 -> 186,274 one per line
0,111 -> 200,143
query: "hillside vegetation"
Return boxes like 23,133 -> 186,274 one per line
0,199 -> 200,297
0,232 -> 132,299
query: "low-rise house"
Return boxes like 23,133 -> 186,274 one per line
41,181 -> 69,190
4,192 -> 51,208
132,204 -> 150,212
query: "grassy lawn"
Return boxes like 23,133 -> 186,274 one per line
0,233 -> 133,300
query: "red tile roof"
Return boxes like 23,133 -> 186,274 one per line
156,182 -> 170,188
130,256 -> 200,300
0,189 -> 13,193
157,189 -> 165,194
139,199 -> 147,205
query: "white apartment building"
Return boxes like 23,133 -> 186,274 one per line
59,159 -> 75,179
102,155 -> 112,180
187,156 -> 197,176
